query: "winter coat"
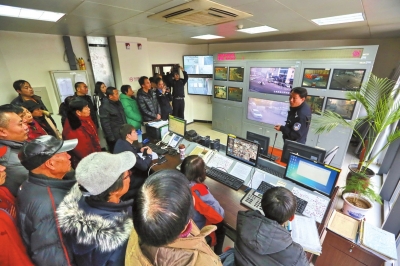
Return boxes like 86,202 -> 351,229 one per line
74,93 -> 99,128
120,93 -> 143,129
27,120 -> 47,141
280,101 -> 312,144
234,210 -> 308,266
155,89 -> 173,120
136,88 -> 161,122
35,115 -> 61,139
99,98 -> 127,142
17,172 -> 76,266
0,140 -> 28,197
57,184 -> 133,266
125,221 -> 222,266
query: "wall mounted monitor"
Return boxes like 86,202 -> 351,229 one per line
247,97 -> 289,126
183,55 -> 213,75
168,115 -> 186,137
214,66 -> 228,81
285,153 -> 341,198
249,67 -> 295,95
246,131 -> 270,157
281,139 -> 326,164
187,77 -> 212,96
302,68 -> 331,89
214,85 -> 227,99
229,67 -> 244,82
325,97 -> 357,120
306,95 -> 325,115
329,69 -> 366,91
226,135 -> 259,167
228,87 -> 243,102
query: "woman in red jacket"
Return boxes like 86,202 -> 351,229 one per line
62,98 -> 101,169
18,106 -> 47,141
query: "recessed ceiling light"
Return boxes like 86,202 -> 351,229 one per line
191,34 -> 224,40
237,26 -> 278,34
0,4 -> 65,22
312,13 -> 364,26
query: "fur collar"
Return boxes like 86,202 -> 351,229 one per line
57,184 -> 133,252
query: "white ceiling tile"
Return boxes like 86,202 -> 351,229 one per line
70,2 -> 141,21
0,16 -> 54,33
84,0 -> 171,12
0,0 -> 83,13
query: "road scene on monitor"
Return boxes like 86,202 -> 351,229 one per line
249,67 -> 295,95
247,98 -> 289,126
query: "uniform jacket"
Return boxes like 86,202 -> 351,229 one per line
125,221 -> 222,266
280,102 -> 312,144
57,184 -> 133,266
27,120 -> 47,141
120,93 -> 143,129
168,71 -> 188,98
155,89 -> 173,120
234,210 -> 308,266
17,172 -> 76,266
0,140 -> 28,197
74,93 -> 99,128
136,88 -> 161,122
99,98 -> 127,142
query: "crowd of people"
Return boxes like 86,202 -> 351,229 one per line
0,76 -> 309,266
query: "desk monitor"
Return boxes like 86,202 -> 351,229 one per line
246,131 -> 269,156
226,135 -> 259,167
281,140 -> 326,164
285,153 -> 341,197
168,115 -> 186,137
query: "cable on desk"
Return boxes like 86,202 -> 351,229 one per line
148,162 -> 159,177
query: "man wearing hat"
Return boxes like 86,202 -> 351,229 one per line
17,135 -> 78,266
57,151 -> 136,266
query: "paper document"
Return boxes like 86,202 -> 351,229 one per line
247,170 -> 266,189
291,215 -> 322,255
190,146 -> 211,156
148,120 -> 168,128
361,221 -> 398,260
206,153 -> 234,171
138,152 -> 158,160
229,162 -> 252,181
327,210 -> 358,241
291,187 -> 329,223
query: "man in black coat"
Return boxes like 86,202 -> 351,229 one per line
74,82 -> 99,128
168,66 -> 188,119
137,76 -> 161,122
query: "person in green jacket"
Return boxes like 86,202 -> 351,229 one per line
120,85 -> 143,129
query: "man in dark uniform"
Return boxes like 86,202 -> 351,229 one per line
168,65 -> 188,119
274,87 -> 311,144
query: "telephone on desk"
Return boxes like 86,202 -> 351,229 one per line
161,132 -> 182,148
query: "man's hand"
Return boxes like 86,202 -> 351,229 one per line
156,114 -> 161,120
141,147 -> 153,154
180,66 -> 184,71
274,125 -> 281,131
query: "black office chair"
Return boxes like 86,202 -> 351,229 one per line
324,146 -> 339,164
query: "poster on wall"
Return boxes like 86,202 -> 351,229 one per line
228,87 -> 243,102
329,69 -> 366,91
249,67 -> 295,95
306,95 -> 325,115
302,68 -> 331,89
214,67 -> 228,81
214,85 -> 227,99
229,67 -> 244,82
325,97 -> 356,120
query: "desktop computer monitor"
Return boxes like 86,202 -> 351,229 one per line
168,115 -> 186,137
284,153 -> 341,197
246,131 -> 269,156
281,140 -> 326,164
226,135 -> 260,167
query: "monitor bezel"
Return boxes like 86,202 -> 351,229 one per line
301,68 -> 331,89
329,68 -> 366,91
183,55 -> 213,75
226,135 -> 260,167
214,66 -> 228,81
281,139 -> 326,164
187,77 -> 212,96
246,131 -> 270,156
168,115 -> 187,137
325,97 -> 357,120
284,153 -> 340,198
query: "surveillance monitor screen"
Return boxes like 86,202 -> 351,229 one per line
214,85 -> 227,99
229,67 -> 244,82
247,97 -> 289,126
214,67 -> 228,81
226,135 -> 259,167
249,67 -> 295,95
325,97 -> 357,120
281,139 -> 326,164
302,68 -> 331,89
329,69 -> 366,91
187,77 -> 212,96
228,87 -> 243,102
306,95 -> 325,115
183,55 -> 213,75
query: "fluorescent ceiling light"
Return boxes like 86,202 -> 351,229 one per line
237,25 -> 278,34
191,34 -> 224,40
312,13 -> 364,26
0,4 -> 65,22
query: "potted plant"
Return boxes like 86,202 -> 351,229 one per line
313,74 -> 400,218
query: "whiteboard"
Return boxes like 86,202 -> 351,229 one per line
49,70 -> 91,105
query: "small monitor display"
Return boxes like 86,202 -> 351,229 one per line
229,67 -> 244,82
249,67 -> 295,95
285,153 -> 341,197
329,69 -> 366,91
302,68 -> 331,89
168,115 -> 186,137
183,55 -> 213,75
228,87 -> 243,102
214,85 -> 227,99
306,95 -> 325,115
187,77 -> 212,96
281,140 -> 326,164
325,97 -> 356,120
214,67 -> 228,81
246,131 -> 270,156
226,135 -> 259,167
247,97 -> 289,126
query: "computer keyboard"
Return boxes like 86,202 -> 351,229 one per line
256,165 -> 284,178
206,167 -> 244,191
146,143 -> 168,155
259,153 -> 279,162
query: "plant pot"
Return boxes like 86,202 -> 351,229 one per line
344,164 -> 375,193
342,192 -> 372,220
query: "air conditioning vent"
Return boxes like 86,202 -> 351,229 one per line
148,0 -> 252,26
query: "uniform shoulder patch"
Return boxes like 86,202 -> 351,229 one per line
293,122 -> 301,131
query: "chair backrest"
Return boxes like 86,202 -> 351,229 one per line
324,146 -> 339,164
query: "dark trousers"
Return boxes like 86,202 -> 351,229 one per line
172,98 -> 185,119
205,221 -> 226,255
106,139 -> 116,153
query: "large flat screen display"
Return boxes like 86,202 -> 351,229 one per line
325,97 -> 356,120
306,95 -> 325,115
302,68 -> 330,89
183,55 -> 213,75
249,67 -> 295,95
187,77 -> 212,96
226,135 -> 259,167
247,97 -> 289,126
329,69 -> 366,91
